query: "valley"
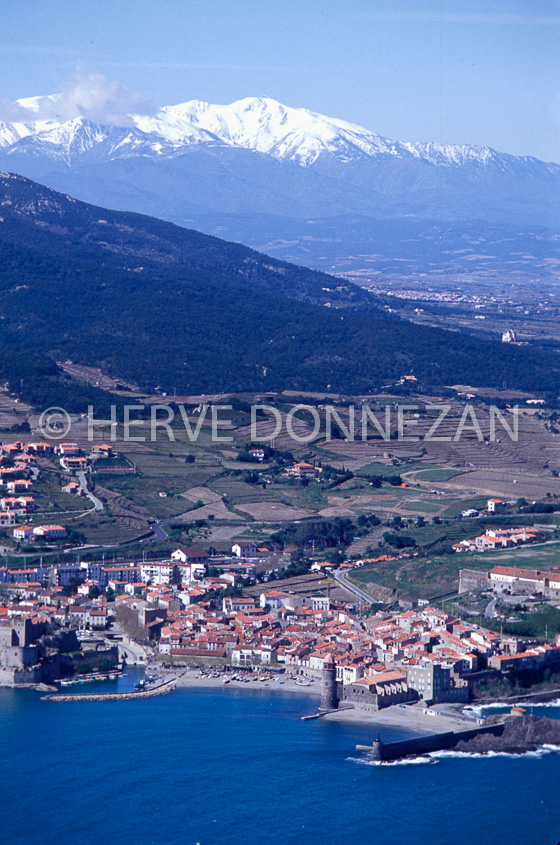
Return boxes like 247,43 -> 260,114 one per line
0,95 -> 557,286
1,380 -> 559,616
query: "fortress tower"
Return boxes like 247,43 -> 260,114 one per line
319,653 -> 338,712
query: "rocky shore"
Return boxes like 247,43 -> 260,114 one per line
454,713 -> 560,755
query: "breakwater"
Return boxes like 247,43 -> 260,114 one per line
357,723 -> 503,761
357,714 -> 560,760
41,677 -> 178,702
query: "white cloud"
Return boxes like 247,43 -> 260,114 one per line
0,68 -> 158,126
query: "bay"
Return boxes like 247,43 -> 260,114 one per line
1,681 -> 559,845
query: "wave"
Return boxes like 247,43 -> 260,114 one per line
431,744 -> 560,761
347,755 -> 436,767
350,745 -> 560,766
466,699 -> 560,716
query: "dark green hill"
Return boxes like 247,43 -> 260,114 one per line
0,172 -> 559,403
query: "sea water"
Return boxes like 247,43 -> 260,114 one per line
0,682 -> 558,845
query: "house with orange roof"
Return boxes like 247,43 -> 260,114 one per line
33,525 -> 67,541
6,479 -> 33,495
56,443 -> 81,456
13,526 -> 34,543
486,498 -> 504,513
286,462 -> 320,479
26,442 -> 53,454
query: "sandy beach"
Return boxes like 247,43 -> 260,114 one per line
168,669 -> 473,733
322,704 -> 474,734
172,669 -> 321,697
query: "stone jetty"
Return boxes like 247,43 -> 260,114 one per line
41,677 -> 179,702
356,713 -> 560,761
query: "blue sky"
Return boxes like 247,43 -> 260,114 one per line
2,0 -> 559,161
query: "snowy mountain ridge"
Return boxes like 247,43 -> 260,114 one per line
1,93 -> 557,286
0,94 -> 552,172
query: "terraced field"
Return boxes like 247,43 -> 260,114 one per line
2,390 -> 559,554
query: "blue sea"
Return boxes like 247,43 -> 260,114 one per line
1,675 -> 559,845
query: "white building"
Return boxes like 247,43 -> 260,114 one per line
13,525 -> 34,542
259,590 -> 288,609
232,542 -> 257,558
487,498 -> 504,513
308,596 -> 330,612
175,562 -> 206,585
33,525 -> 67,541
89,608 -> 108,629
171,547 -> 209,565
140,561 -> 175,586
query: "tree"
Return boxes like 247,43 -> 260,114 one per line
327,548 -> 346,565
383,532 -> 416,549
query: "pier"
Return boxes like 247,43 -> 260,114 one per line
356,722 -> 504,761
41,676 -> 179,702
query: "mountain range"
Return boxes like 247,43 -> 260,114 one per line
1,96 -> 558,281
0,171 -> 559,405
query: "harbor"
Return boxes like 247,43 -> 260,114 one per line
41,674 -> 180,702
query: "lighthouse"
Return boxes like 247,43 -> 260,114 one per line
319,653 -> 338,712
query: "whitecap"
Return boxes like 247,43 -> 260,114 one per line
473,698 -> 560,715
430,745 -> 560,761
347,755 -> 437,767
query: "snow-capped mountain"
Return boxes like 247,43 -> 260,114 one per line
0,94 -> 557,281
2,94 -> 552,172
142,97 -> 411,166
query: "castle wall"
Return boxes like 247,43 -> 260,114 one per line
0,645 -> 38,669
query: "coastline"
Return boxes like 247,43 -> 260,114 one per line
9,663 -> 560,741
169,671 -> 476,734
322,703 -> 473,735
172,670 -> 321,697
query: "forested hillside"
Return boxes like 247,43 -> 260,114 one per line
0,172 -> 559,402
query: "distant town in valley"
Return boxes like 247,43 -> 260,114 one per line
2,387 -> 560,715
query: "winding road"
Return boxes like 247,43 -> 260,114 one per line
149,520 -> 169,542
76,470 -> 104,512
484,596 -> 497,619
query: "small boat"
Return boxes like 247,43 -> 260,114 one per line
223,678 -> 230,684
295,679 -> 311,687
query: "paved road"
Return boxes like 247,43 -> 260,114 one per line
77,471 -> 104,512
332,569 -> 375,605
108,630 -> 149,665
484,596 -> 497,619
148,520 -> 169,542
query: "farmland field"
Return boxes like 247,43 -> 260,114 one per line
1,387 -> 559,558
349,540 -> 560,601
